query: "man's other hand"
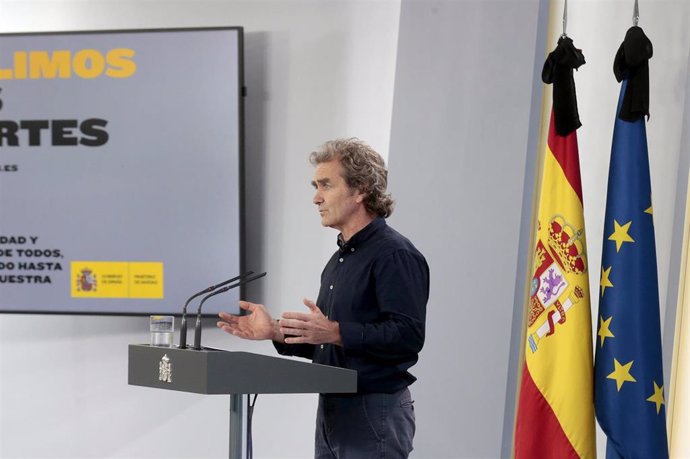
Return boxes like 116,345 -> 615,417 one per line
279,299 -> 342,346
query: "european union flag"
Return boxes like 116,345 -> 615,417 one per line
594,28 -> 668,459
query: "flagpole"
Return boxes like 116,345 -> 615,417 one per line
562,0 -> 568,37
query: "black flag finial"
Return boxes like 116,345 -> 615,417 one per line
613,24 -> 652,122
542,35 -> 585,136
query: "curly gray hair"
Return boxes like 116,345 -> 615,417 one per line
309,138 -> 395,218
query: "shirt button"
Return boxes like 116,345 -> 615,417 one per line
339,258 -> 343,263
350,248 -> 355,252
320,345 -> 324,349
329,285 -> 333,290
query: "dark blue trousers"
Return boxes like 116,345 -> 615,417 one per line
315,388 -> 415,458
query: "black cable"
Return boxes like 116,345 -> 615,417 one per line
247,394 -> 258,459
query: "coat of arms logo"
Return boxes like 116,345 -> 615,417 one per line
528,216 -> 587,353
76,268 -> 97,292
159,354 -> 172,383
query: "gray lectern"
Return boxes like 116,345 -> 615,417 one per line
128,345 -> 357,458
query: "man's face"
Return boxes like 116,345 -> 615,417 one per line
311,159 -> 365,231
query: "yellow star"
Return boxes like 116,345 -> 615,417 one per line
608,220 -> 635,252
645,194 -> 653,215
600,266 -> 613,298
598,315 -> 615,347
646,381 -> 665,414
607,358 -> 636,391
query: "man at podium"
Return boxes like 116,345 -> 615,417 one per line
218,138 -> 429,458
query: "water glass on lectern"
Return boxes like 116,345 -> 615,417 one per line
150,315 -> 174,347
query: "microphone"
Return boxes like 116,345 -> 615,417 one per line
178,272 -> 254,349
193,271 -> 267,350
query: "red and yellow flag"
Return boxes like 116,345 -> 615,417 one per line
514,111 -> 595,458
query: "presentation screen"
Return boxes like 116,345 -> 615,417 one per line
0,27 -> 244,315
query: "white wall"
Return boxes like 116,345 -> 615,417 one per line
387,1 -> 544,457
0,1 -> 401,458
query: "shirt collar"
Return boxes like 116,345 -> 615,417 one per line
337,217 -> 385,252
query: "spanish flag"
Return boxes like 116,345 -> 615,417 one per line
514,36 -> 595,459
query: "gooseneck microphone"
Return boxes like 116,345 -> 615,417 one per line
193,271 -> 267,350
178,272 -> 254,349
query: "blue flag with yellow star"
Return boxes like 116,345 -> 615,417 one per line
593,73 -> 668,458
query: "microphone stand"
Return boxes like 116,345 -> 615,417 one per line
193,271 -> 267,350
178,272 -> 253,349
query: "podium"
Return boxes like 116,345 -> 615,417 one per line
128,345 -> 357,458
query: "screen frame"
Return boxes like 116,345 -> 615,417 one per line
0,26 -> 247,317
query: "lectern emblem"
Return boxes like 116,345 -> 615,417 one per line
159,354 -> 172,383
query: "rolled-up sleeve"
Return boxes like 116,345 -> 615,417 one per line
273,340 -> 315,359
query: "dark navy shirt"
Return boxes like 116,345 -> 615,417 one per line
275,218 -> 429,393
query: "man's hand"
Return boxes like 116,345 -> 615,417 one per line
217,301 -> 282,342
279,299 -> 342,346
